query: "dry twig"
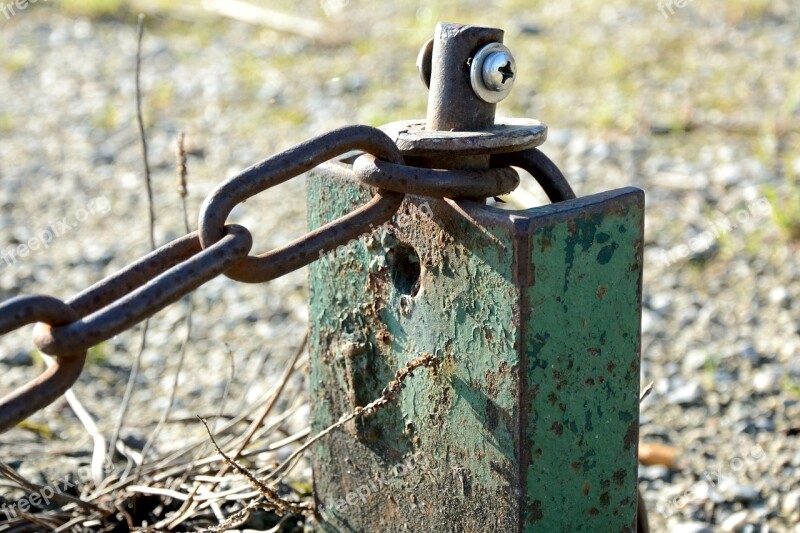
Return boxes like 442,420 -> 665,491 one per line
199,417 -> 312,517
196,354 -> 439,531
41,355 -> 107,486
109,13 -> 155,466
263,353 -> 440,484
135,132 -> 196,480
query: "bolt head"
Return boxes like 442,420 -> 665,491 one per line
470,42 -> 516,104
482,51 -> 516,92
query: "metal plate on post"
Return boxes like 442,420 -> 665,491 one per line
308,160 -> 643,532
380,118 -> 548,157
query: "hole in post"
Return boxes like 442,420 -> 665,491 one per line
386,243 -> 421,297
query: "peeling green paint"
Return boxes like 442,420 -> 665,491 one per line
308,160 -> 643,532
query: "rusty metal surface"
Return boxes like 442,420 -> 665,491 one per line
308,162 -> 644,532
492,148 -> 577,203
380,119 -> 548,158
0,296 -> 85,432
511,190 -> 643,532
353,154 -> 519,198
198,125 -> 406,283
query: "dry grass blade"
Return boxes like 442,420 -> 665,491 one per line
41,354 -> 107,485
126,485 -> 190,501
640,381 -> 654,403
135,12 -> 155,250
52,514 -> 103,533
136,301 -> 192,476
13,511 -> 58,531
176,131 -> 190,233
156,346 -> 236,530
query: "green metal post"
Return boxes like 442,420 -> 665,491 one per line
308,23 -> 643,533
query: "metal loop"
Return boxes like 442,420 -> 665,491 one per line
352,154 -> 520,198
199,125 -> 405,284
490,148 -> 576,203
33,225 -> 253,356
0,296 -> 86,432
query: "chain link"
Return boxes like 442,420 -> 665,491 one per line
353,154 -> 520,198
490,148 -> 576,202
198,125 -> 405,283
33,225 -> 253,357
0,296 -> 84,432
0,123 -> 572,431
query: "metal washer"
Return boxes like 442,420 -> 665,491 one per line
380,118 -> 548,157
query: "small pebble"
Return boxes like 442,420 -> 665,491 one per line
712,164 -> 743,186
720,510 -> 749,532
667,381 -> 704,406
517,23 -> 544,35
783,489 -> 800,519
682,349 -> 708,371
752,369 -> 779,393
639,464 -> 671,482
718,478 -> 760,503
641,309 -> 658,335
670,522 -> 713,533
0,349 -> 33,367
768,286 -> 788,304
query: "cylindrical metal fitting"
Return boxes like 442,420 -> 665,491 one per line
425,23 -> 504,133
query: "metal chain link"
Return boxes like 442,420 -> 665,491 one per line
198,125 -> 405,283
32,225 -> 253,357
0,296 -> 84,432
0,123 -> 573,431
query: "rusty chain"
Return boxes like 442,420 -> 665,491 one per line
0,124 -> 574,432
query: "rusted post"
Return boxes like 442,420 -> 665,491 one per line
308,22 -> 643,532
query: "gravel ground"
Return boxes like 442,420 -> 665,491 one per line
0,1 -> 798,532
